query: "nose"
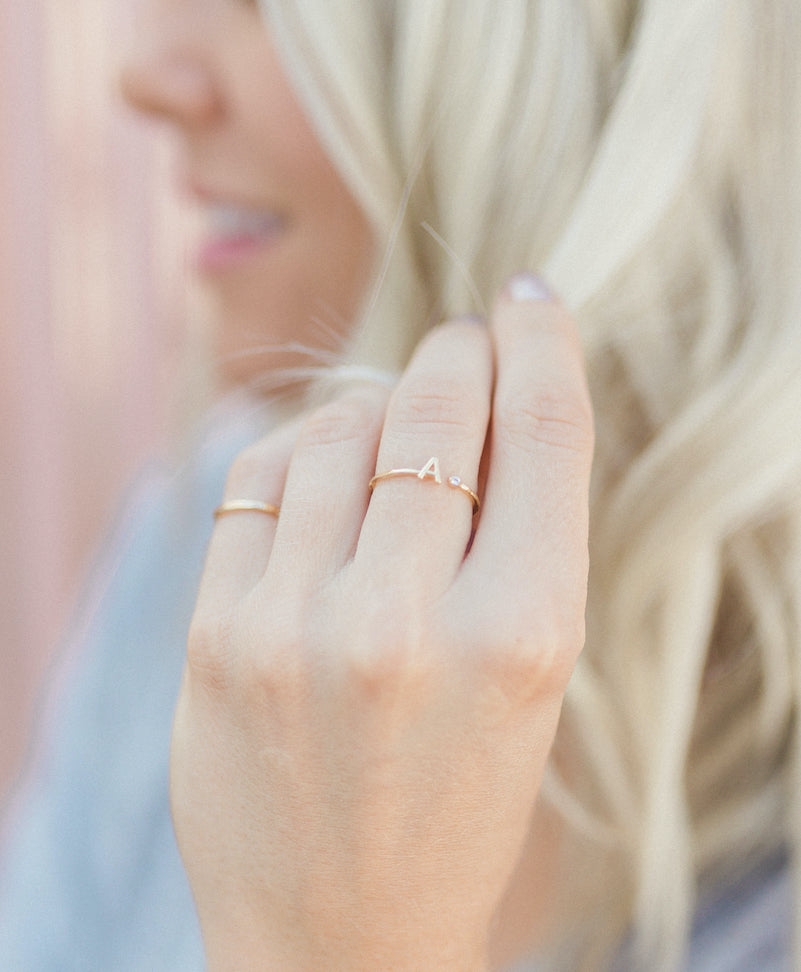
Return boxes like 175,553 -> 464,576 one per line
117,13 -> 221,126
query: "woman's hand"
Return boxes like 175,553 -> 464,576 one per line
170,276 -> 594,971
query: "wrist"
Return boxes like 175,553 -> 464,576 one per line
205,943 -> 488,972
202,920 -> 489,972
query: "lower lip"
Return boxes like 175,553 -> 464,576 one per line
195,231 -> 282,274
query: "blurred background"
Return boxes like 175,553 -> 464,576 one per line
1,2 -> 197,807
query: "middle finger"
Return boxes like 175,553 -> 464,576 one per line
356,319 -> 493,592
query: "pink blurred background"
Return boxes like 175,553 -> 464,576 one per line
1,2 -> 196,804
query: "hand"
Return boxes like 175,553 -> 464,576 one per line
170,276 -> 594,971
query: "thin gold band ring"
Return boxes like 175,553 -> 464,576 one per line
369,456 -> 480,515
214,500 -> 281,518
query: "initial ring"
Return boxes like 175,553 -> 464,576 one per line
214,500 -> 281,518
369,457 -> 480,514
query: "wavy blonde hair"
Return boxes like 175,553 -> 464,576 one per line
262,0 -> 801,966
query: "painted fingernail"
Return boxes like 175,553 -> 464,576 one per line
507,272 -> 552,302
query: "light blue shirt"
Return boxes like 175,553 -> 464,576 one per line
0,402 -> 791,970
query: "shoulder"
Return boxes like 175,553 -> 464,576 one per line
33,395 -> 270,731
0,394 -> 274,971
19,393 -> 274,782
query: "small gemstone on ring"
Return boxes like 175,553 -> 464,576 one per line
448,476 -> 461,487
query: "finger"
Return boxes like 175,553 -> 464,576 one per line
263,383 -> 390,592
196,419 -> 299,615
355,318 -> 493,591
464,275 -> 594,619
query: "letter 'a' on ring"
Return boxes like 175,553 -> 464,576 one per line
369,457 -> 480,514
213,500 -> 281,519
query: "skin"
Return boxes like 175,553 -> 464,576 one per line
174,290 -> 593,970
120,2 -> 594,968
119,0 -> 374,385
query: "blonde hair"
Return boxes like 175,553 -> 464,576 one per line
263,0 -> 801,966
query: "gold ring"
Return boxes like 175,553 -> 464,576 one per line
369,456 -> 480,514
214,500 -> 281,518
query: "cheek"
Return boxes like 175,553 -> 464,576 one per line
213,202 -> 373,386
217,40 -> 375,380
251,46 -> 342,205
296,183 -> 375,307
269,108 -> 361,233
262,108 -> 376,329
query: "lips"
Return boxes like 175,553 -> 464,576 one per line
206,202 -> 283,239
186,183 -> 287,273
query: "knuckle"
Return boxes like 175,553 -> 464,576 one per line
470,604 -> 583,698
496,390 -> 594,458
226,441 -> 276,492
187,600 -> 303,699
347,644 -> 432,699
392,377 -> 478,437
344,600 -> 438,699
234,641 -> 298,703
232,601 -> 306,700
186,609 -> 237,691
297,392 -> 382,451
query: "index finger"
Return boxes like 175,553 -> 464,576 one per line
463,275 -> 594,619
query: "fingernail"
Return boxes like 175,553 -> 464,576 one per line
506,272 -> 552,302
